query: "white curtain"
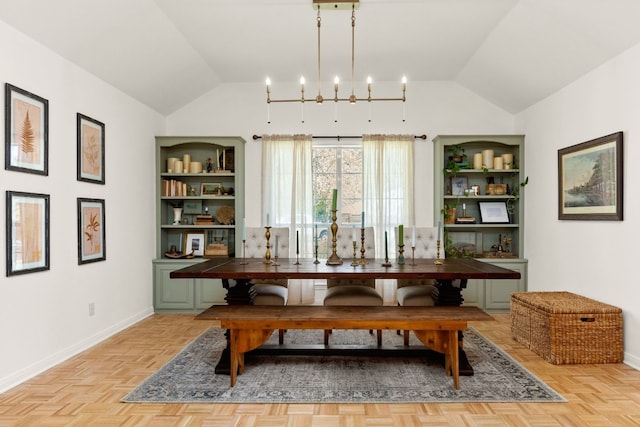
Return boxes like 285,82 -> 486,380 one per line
363,134 -> 415,303
262,134 -> 314,304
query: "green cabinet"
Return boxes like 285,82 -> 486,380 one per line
432,135 -> 527,312
153,136 -> 245,313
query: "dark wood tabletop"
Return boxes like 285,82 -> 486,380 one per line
170,257 -> 521,281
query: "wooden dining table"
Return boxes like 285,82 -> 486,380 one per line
170,256 -> 520,375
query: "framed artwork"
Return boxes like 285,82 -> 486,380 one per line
77,113 -> 105,184
4,83 -> 49,175
183,199 -> 203,214
6,191 -> 50,276
478,201 -> 510,224
201,182 -> 221,195
451,176 -> 468,196
77,198 -> 106,264
185,233 -> 205,256
558,131 -> 623,221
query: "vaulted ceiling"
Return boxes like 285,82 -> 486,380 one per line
2,0 -> 640,115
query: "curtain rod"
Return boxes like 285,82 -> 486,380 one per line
252,134 -> 427,141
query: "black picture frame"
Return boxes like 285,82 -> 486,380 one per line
77,113 -> 105,184
4,83 -> 49,175
6,191 -> 50,276
558,131 -> 623,221
478,201 -> 510,224
77,198 -> 106,264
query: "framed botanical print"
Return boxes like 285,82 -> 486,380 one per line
77,113 -> 105,184
6,191 -> 50,276
77,198 -> 106,264
4,83 -> 49,175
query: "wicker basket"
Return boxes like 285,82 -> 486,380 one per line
511,291 -> 623,364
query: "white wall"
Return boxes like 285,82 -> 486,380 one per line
516,42 -> 640,369
166,80 -> 516,229
0,21 -> 164,391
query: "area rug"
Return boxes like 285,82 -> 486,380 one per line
122,328 -> 565,403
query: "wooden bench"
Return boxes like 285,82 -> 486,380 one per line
198,305 -> 493,389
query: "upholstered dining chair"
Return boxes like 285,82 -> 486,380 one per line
245,226 -> 290,343
394,226 -> 438,345
322,226 -> 383,345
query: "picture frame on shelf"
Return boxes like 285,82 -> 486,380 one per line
183,199 -> 203,214
558,131 -> 623,221
204,229 -> 229,256
451,176 -> 468,196
77,113 -> 105,184
185,232 -> 205,256
6,191 -> 50,276
4,83 -> 49,175
478,201 -> 510,224
201,182 -> 221,195
77,198 -> 106,264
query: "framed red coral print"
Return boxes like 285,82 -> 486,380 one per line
77,198 -> 106,264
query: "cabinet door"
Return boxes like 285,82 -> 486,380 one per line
484,260 -> 527,311
195,278 -> 227,309
153,263 -> 194,310
461,279 -> 484,307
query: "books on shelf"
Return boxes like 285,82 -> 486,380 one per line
162,179 -> 188,197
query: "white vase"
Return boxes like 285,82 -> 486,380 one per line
173,207 -> 183,225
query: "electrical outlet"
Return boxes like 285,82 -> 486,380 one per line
89,302 -> 95,317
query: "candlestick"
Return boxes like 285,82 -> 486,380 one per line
326,209 -> 343,265
359,227 -> 368,265
435,239 -> 443,265
239,239 -> 248,265
263,226 -> 272,264
411,245 -> 416,266
351,241 -> 359,266
398,244 -> 405,265
296,230 -> 299,255
314,224 -> 319,264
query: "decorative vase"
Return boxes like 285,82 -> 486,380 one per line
172,207 -> 183,225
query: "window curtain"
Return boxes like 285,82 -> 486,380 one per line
363,134 -> 415,303
262,134 -> 314,304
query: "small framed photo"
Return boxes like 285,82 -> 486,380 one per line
77,113 -> 105,184
478,201 -> 510,224
201,182 -> 221,195
451,176 -> 468,196
558,131 -> 623,220
4,83 -> 49,175
183,199 -> 203,214
6,191 -> 50,276
185,232 -> 205,256
77,198 -> 106,264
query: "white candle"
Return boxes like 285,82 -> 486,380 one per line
242,218 -> 246,240
361,212 -> 365,228
275,235 -> 279,257
411,226 -> 416,247
266,213 -> 270,227
437,221 -> 441,241
352,225 -> 357,242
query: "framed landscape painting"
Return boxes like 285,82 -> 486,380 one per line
77,113 -> 105,184
77,198 -> 106,264
4,83 -> 49,175
558,132 -> 623,221
6,191 -> 50,276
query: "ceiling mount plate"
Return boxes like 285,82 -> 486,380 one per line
313,0 -> 359,10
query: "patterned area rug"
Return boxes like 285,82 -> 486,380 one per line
122,328 -> 565,403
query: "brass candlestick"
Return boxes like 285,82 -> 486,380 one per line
351,241 -> 359,266
239,239 -> 248,265
435,239 -> 443,265
411,246 -> 416,266
263,226 -> 272,264
359,228 -> 368,265
398,244 -> 405,265
326,210 -> 343,265
313,239 -> 320,264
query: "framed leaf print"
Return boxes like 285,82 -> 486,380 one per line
77,198 -> 106,264
4,83 -> 49,175
6,191 -> 50,276
77,113 -> 105,184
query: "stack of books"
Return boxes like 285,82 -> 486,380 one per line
195,214 -> 214,225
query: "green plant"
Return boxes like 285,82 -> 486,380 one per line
507,175 -> 528,213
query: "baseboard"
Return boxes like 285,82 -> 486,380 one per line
0,306 -> 154,393
624,351 -> 640,371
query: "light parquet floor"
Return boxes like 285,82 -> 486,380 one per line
1,313 -> 640,427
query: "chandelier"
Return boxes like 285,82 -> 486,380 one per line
265,0 -> 407,123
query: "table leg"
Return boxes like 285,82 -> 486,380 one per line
214,279 -> 255,375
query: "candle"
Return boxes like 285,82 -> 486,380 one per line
242,218 -> 246,240
296,230 -> 299,255
315,224 -> 318,245
331,189 -> 337,210
437,221 -> 441,241
216,149 -> 220,169
361,211 -> 365,228
266,213 -> 270,227
411,226 -> 416,247
399,224 -> 404,246
275,235 -> 279,257
352,225 -> 357,242
384,231 -> 389,260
